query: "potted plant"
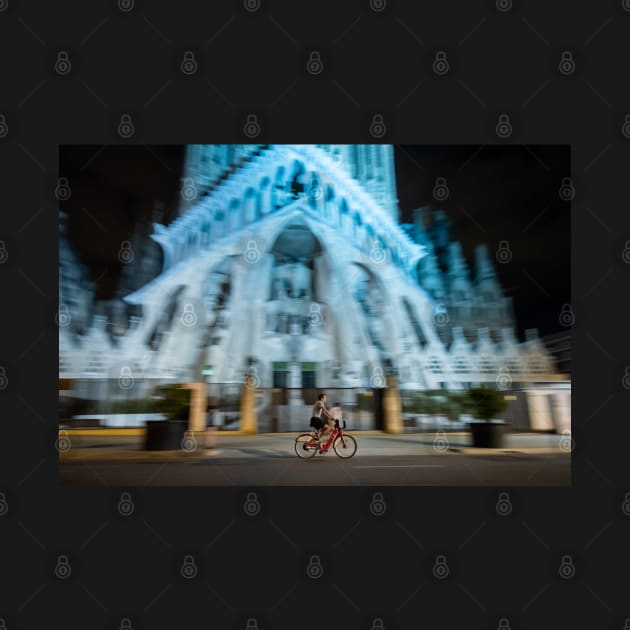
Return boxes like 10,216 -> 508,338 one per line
144,384 -> 191,450
465,386 -> 508,448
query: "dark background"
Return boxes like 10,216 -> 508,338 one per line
1,1 -> 630,629
59,143 -> 570,338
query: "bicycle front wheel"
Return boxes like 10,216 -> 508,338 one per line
295,434 -> 318,459
333,434 -> 357,458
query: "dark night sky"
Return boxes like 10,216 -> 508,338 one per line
394,145 -> 571,340
60,144 -> 570,338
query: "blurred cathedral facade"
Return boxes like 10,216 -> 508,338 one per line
59,144 -> 569,429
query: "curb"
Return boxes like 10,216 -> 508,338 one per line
60,448 -> 221,462
448,447 -> 566,455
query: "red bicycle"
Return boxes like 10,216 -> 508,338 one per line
295,419 -> 357,459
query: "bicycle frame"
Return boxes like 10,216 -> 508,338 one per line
310,419 -> 347,453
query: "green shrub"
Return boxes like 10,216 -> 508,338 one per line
149,384 -> 191,420
465,387 -> 507,421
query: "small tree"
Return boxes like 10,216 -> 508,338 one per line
150,384 -> 191,421
466,387 -> 507,422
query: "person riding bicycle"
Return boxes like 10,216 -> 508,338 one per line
310,393 -> 336,441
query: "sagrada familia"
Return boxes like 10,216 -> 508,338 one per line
59,145 -> 566,429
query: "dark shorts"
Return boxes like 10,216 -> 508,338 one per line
310,416 -> 328,430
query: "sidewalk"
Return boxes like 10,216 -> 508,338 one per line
59,431 -> 568,462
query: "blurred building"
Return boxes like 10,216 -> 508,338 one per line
59,145 -> 569,429
541,331 -> 571,376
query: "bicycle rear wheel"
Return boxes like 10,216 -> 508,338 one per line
333,434 -> 357,458
295,433 -> 318,458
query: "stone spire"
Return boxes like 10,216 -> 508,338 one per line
474,244 -> 498,284
417,241 -> 445,299
446,241 -> 471,294
411,207 -> 429,245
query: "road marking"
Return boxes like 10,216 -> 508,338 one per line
353,465 -> 444,469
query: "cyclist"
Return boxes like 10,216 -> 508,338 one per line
310,393 -> 336,442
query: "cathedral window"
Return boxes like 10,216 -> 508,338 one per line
427,356 -> 443,374
479,356 -> 495,374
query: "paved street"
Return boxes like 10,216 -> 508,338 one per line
58,432 -> 570,486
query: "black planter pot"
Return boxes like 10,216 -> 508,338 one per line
144,420 -> 187,451
468,421 -> 505,448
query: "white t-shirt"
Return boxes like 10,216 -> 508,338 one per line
312,400 -> 324,418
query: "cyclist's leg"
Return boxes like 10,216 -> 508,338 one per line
320,419 -> 333,444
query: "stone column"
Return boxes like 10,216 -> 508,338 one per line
287,361 -> 303,406
182,382 -> 208,432
240,375 -> 257,434
550,390 -> 571,434
525,390 -> 554,431
383,373 -> 404,434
